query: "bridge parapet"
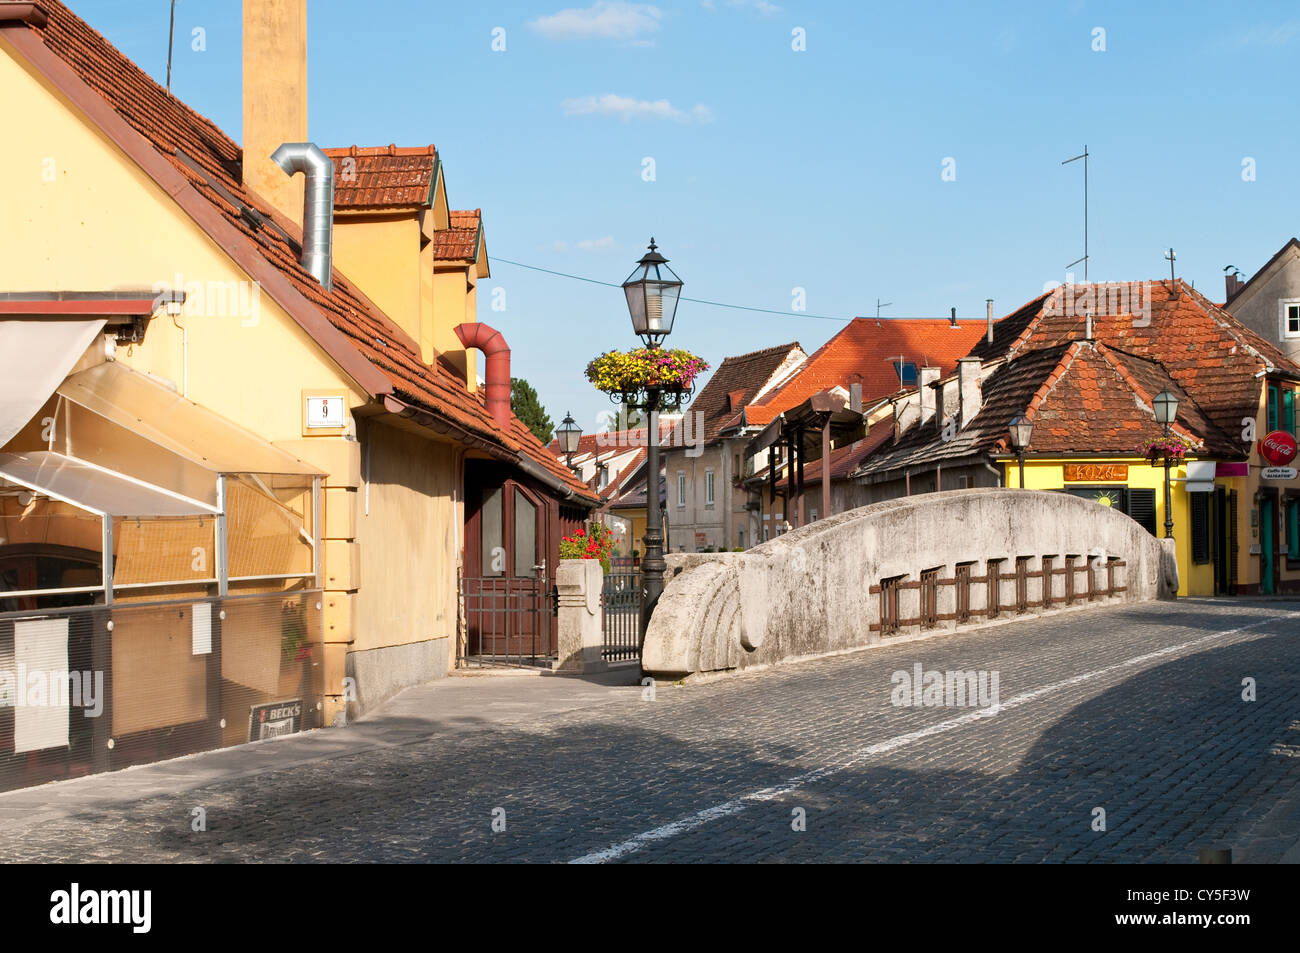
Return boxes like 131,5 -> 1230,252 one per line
642,488 -> 1178,678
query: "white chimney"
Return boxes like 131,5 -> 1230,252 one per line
918,366 -> 940,425
958,357 -> 982,428
986,298 -> 994,344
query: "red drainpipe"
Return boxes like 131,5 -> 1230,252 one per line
454,322 -> 512,432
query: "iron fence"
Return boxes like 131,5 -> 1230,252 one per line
459,575 -> 554,667
601,570 -> 641,662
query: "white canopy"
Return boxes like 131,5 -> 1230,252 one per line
0,318 -> 105,448
0,450 -> 218,517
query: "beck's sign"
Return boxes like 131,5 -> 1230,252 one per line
1258,430 -> 1297,467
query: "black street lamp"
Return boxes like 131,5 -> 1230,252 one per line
1008,415 -> 1034,488
622,238 -> 683,643
1153,390 -> 1179,539
557,411 -> 582,473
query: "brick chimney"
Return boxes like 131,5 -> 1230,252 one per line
243,0 -> 308,224
958,357 -> 982,428
1225,272 -> 1245,300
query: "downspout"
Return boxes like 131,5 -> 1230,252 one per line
983,461 -> 1003,487
454,322 -> 512,431
270,143 -> 334,291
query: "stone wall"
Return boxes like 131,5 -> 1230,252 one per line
642,488 -> 1178,678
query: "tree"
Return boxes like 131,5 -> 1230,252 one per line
511,377 -> 554,445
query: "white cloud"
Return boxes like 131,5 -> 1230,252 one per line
576,236 -> 617,251
561,93 -> 715,123
702,0 -> 783,14
531,2 -> 663,40
540,240 -> 570,253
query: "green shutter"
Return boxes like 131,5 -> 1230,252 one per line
1287,389 -> 1297,436
1289,500 -> 1300,560
1268,385 -> 1279,433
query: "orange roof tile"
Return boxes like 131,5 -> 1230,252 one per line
322,144 -> 438,210
434,209 -> 481,261
738,318 -> 987,428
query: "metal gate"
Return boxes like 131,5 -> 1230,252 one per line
601,569 -> 641,662
459,574 -> 555,667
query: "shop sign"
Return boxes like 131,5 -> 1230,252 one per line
248,699 -> 303,742
1258,431 -> 1297,466
1261,466 -> 1298,481
1064,463 -> 1128,482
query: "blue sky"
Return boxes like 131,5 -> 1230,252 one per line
70,0 -> 1300,432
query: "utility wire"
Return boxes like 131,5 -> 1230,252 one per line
492,256 -> 856,323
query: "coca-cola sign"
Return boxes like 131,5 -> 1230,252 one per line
1258,430 -> 1298,466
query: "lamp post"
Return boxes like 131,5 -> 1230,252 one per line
1008,415 -> 1034,488
1153,390 -> 1179,539
622,238 -> 684,643
557,411 -> 582,474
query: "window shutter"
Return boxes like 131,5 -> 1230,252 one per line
1289,500 -> 1300,560
1127,488 -> 1158,536
1286,389 -> 1296,436
1268,385 -> 1279,433
1190,493 -> 1210,564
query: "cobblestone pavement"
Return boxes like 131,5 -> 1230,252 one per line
0,598 -> 1297,863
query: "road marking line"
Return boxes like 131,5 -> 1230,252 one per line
569,611 -> 1300,863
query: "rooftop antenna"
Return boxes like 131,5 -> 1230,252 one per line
876,299 -> 892,319
1165,247 -> 1177,292
1062,145 -> 1089,282
166,0 -> 177,91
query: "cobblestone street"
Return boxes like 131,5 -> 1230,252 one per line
1,599 -> 1297,863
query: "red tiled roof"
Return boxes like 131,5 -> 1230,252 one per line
737,319 -> 987,429
433,209 -> 481,261
322,144 -> 438,210
6,2 -> 592,503
1000,280 -> 1300,439
680,342 -> 804,445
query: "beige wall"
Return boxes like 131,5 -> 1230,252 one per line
354,418 -> 461,669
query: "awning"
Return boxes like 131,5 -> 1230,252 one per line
58,362 -> 322,475
0,318 -> 106,449
0,450 -> 218,517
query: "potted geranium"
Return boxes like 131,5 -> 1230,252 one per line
560,522 -> 616,573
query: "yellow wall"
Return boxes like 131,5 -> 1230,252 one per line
1004,457 -> 1236,597
434,266 -> 476,387
353,419 -> 461,669
332,214 -> 422,348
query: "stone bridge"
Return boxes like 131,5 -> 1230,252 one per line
642,488 -> 1178,678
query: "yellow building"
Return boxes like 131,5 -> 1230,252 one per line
0,0 -> 592,790
853,282 -> 1300,597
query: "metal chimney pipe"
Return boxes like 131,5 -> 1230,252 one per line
986,298 -> 994,344
271,142 -> 334,290
454,322 -> 513,431
950,306 -> 957,327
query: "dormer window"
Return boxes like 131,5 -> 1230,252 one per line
893,360 -> 918,386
